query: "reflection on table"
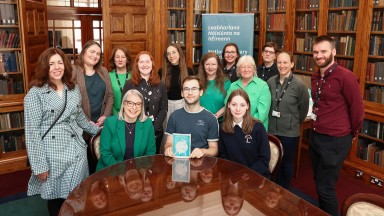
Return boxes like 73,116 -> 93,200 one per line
59,155 -> 328,216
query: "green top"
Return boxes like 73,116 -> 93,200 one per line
109,70 -> 131,115
225,76 -> 271,131
200,79 -> 231,119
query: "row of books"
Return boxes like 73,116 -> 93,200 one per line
266,32 -> 284,49
327,10 -> 357,31
294,55 -> 315,72
0,134 -> 25,153
0,78 -> 24,95
0,51 -> 23,73
364,86 -> 384,104
366,62 -> 384,83
193,14 -> 203,28
167,10 -> 186,28
296,0 -> 319,9
266,14 -> 286,31
168,31 -> 185,45
218,0 -> 233,12
193,31 -> 202,45
0,30 -> 20,48
244,0 -> 259,12
254,35 -> 259,48
333,35 -> 355,56
255,16 -> 260,30
194,0 -> 209,10
0,3 -> 17,25
361,119 -> 384,139
0,112 -> 24,130
267,0 -> 286,11
336,59 -> 354,71
374,0 -> 384,6
296,12 -> 318,31
371,10 -> 384,32
369,36 -> 384,56
329,0 -> 358,8
295,34 -> 315,52
167,0 -> 186,8
356,140 -> 384,167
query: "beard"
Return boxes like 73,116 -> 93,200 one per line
314,53 -> 334,68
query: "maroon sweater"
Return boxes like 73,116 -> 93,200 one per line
311,63 -> 364,137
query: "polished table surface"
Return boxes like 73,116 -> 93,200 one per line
60,155 -> 328,216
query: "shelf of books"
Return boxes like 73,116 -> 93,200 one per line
364,1 -> 384,108
218,0 -> 234,13
244,0 -> 260,61
293,0 -> 319,88
167,1 -> 187,48
265,0 -> 287,49
327,0 -> 359,72
0,0 -> 28,174
192,0 -> 210,71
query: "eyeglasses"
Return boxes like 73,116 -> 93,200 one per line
263,50 -> 276,55
183,87 -> 200,93
125,101 -> 142,108
239,65 -> 254,70
225,51 -> 236,54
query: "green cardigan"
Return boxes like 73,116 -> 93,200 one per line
96,115 -> 156,171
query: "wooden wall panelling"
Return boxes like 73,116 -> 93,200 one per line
19,0 -> 49,85
103,0 -> 160,71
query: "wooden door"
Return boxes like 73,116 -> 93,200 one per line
103,0 -> 162,71
19,0 -> 49,85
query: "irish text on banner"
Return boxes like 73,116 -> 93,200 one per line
202,14 -> 254,58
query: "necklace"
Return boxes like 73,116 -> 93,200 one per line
125,122 -> 136,134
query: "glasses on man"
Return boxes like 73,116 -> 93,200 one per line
183,87 -> 200,93
225,51 -> 236,54
125,101 -> 142,108
262,50 -> 275,55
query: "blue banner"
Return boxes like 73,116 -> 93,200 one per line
202,14 -> 254,58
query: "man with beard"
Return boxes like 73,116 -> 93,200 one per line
310,35 -> 364,216
164,76 -> 219,158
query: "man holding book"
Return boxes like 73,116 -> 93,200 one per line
164,76 -> 219,158
310,35 -> 364,216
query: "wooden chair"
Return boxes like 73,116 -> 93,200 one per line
267,134 -> 284,180
89,130 -> 102,161
341,193 -> 384,216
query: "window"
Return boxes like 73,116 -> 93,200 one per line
47,0 -> 100,8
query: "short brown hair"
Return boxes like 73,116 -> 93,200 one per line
313,35 -> 336,49
182,75 -> 203,90
262,41 -> 278,53
109,47 -> 132,71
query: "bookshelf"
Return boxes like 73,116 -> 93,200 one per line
244,0 -> 260,62
0,0 -> 48,175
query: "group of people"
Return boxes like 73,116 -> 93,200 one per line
24,35 -> 364,216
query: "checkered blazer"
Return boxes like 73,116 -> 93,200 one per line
24,84 -> 100,199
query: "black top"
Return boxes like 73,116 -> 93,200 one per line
158,65 -> 194,100
224,64 -> 238,82
256,63 -> 278,82
84,72 -> 106,122
124,122 -> 135,160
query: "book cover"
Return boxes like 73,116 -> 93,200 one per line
172,133 -> 191,158
172,158 -> 190,183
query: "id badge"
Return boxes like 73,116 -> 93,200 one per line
310,113 -> 317,121
272,110 -> 280,118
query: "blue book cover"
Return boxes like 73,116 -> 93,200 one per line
172,133 -> 191,158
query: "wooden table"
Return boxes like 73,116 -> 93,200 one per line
60,155 -> 327,216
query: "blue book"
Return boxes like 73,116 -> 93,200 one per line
172,133 -> 191,158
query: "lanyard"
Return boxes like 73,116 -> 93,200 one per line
313,63 -> 338,112
274,74 -> 294,111
114,70 -> 129,93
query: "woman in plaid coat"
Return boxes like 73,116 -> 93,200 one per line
24,48 -> 100,216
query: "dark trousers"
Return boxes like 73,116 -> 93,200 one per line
155,133 -> 164,154
275,135 -> 299,188
309,131 -> 352,216
47,198 -> 65,216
